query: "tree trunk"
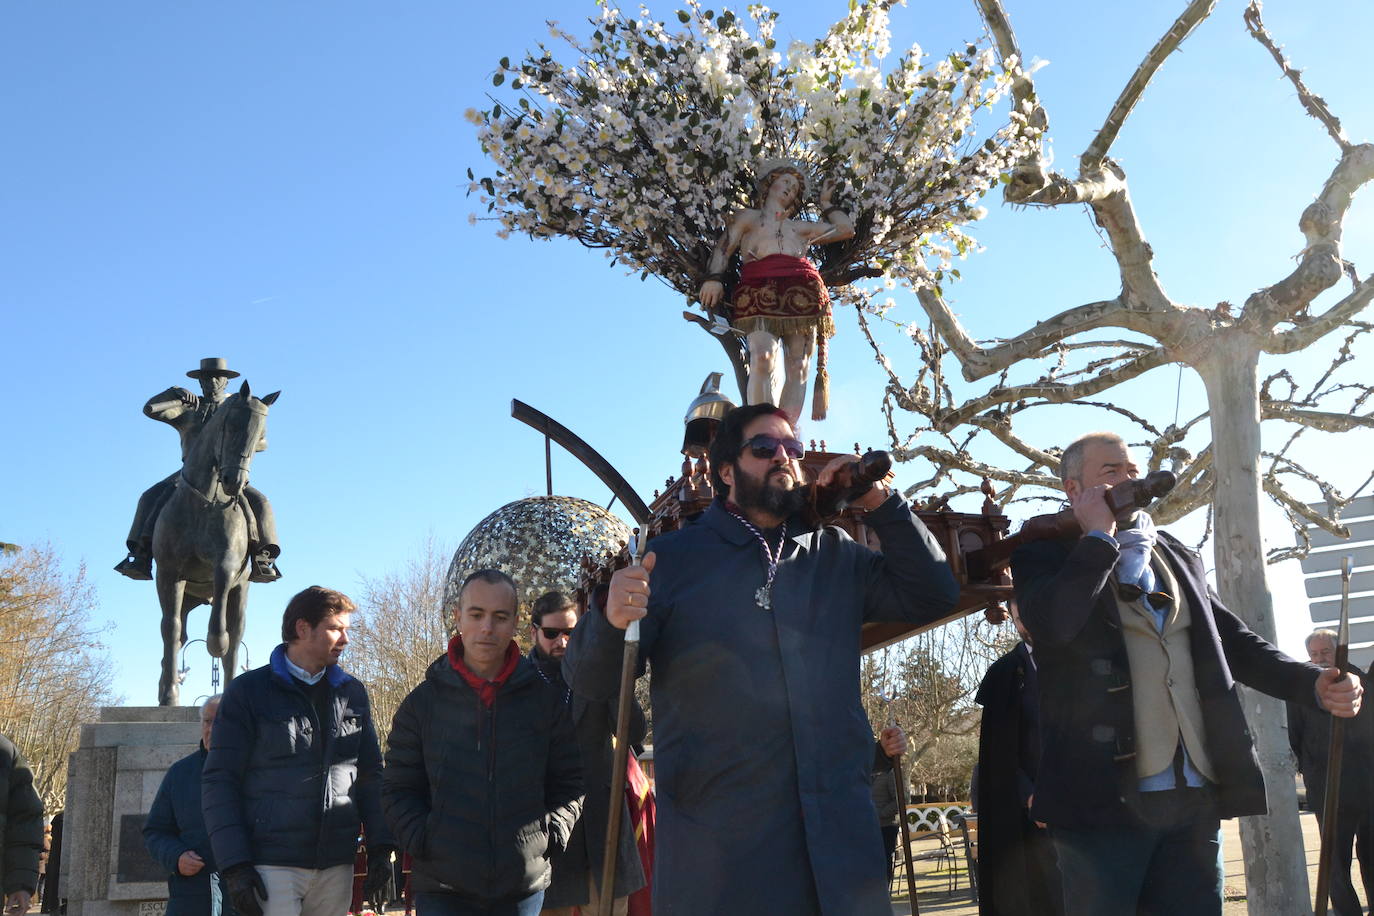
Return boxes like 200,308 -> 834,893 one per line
1198,341 -> 1312,915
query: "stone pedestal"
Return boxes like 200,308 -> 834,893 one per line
62,706 -> 200,916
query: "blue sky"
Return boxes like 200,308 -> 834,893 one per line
3,0 -> 1371,705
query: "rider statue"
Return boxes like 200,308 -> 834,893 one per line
115,357 -> 282,583
698,159 -> 854,424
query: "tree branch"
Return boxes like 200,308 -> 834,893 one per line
1261,403 -> 1374,432
1081,0 -> 1218,171
924,346 -> 1172,431
1243,1 -> 1350,151
1265,275 -> 1374,354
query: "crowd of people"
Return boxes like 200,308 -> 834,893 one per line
5,409 -> 1366,916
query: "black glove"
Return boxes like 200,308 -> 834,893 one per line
364,846 -> 396,904
221,863 -> 267,916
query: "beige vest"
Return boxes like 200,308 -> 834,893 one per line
1115,549 -> 1217,782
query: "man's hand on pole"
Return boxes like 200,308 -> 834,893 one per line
1317,668 -> 1363,717
607,552 -> 655,630
879,726 -> 908,759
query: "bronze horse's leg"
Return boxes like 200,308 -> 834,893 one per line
155,565 -> 188,707
207,508 -> 250,659
221,581 -> 248,684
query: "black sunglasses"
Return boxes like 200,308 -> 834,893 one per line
741,434 -> 805,460
537,626 -> 574,640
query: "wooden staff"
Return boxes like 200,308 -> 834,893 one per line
1314,555 -> 1353,916
598,544 -> 646,916
885,701 -> 921,915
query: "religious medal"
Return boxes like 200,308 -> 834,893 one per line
726,506 -> 786,611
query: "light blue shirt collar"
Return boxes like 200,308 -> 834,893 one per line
282,650 -> 326,685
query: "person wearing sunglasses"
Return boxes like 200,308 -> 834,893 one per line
526,591 -> 647,916
565,403 -> 959,915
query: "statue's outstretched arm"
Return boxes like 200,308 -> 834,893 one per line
144,387 -> 195,423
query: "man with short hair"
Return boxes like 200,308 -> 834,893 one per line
383,570 -> 583,916
1011,431 -> 1363,915
203,586 -> 393,916
1288,627 -> 1374,915
0,733 -> 44,916
527,591 -> 646,916
567,402 -> 960,914
144,696 -> 233,916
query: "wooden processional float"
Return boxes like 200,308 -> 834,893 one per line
547,374 -> 1017,651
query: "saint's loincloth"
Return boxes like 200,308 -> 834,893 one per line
729,252 -> 834,420
731,253 -> 836,341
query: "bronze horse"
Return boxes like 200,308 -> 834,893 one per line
154,381 -> 279,705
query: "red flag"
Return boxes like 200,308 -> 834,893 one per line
625,753 -> 655,916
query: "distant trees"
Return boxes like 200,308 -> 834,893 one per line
0,543 -> 116,811
347,536 -> 453,744
862,619 -> 1013,800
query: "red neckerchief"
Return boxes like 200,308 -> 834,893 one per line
447,635 -> 520,707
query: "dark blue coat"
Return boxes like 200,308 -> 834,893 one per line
565,495 -> 959,915
1011,530 -> 1323,827
142,746 -> 232,916
202,645 -> 392,871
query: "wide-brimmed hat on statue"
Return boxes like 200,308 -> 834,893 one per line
186,357 -> 241,380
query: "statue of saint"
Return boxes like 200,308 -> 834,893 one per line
115,358 -> 281,583
698,161 -> 854,423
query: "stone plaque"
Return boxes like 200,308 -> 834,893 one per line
116,814 -> 164,884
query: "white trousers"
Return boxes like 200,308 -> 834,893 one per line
256,864 -> 354,916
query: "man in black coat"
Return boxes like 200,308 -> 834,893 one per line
203,586 -> 394,916
1011,431 -> 1362,915
383,569 -> 583,916
974,605 -> 1062,916
1288,627 -> 1374,915
527,590 -> 645,916
0,732 -> 44,916
144,696 -> 234,916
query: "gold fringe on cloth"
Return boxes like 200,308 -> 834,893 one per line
734,313 -> 836,340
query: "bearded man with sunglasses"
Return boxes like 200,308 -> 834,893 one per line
565,403 -> 959,915
527,591 -> 647,916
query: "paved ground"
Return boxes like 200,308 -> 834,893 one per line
888,810 -> 1365,915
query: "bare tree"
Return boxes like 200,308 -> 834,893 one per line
0,544 -> 117,812
860,1 -> 1373,909
348,536 -> 453,747
862,619 -> 1014,800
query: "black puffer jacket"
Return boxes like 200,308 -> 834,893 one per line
0,733 -> 44,896
202,645 -> 392,871
382,648 -> 582,902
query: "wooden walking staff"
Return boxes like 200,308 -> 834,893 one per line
598,541 -> 646,916
1314,556 -> 1355,916
884,696 -> 921,915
